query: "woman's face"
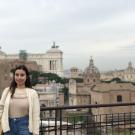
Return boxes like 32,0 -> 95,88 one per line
15,69 -> 27,87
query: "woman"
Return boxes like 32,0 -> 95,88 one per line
0,65 -> 40,135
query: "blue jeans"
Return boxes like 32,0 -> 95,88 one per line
4,115 -> 32,135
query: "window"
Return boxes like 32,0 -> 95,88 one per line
49,60 -> 57,70
117,95 -> 122,102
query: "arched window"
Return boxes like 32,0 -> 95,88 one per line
117,95 -> 122,102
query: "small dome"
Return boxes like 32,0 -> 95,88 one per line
84,58 -> 100,75
125,61 -> 135,73
83,57 -> 100,86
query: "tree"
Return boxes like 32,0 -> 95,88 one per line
29,71 -> 40,86
111,77 -> 122,83
40,73 -> 69,84
19,50 -> 28,61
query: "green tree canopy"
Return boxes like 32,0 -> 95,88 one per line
29,71 -> 69,85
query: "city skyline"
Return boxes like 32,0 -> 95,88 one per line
0,0 -> 135,71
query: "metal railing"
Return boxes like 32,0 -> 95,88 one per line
40,103 -> 135,135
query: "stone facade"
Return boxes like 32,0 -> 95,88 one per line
0,43 -> 63,77
68,58 -> 135,122
34,83 -> 64,119
101,62 -> 135,82
69,80 -> 90,106
70,67 -> 82,78
69,57 -> 99,107
91,82 -> 135,122
34,83 -> 64,107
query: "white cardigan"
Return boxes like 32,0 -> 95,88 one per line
0,87 -> 40,134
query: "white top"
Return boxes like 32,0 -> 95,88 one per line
0,87 -> 40,135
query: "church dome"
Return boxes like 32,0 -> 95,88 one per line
125,61 -> 135,73
84,58 -> 100,75
83,57 -> 100,86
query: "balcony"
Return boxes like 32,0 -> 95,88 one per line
40,103 -> 135,135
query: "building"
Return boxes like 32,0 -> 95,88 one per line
0,42 -> 63,77
34,83 -> 64,107
70,67 -> 80,78
91,82 -> 135,122
83,58 -> 100,86
69,79 -> 90,107
34,83 -> 64,118
69,57 -> 100,108
70,67 -> 83,79
101,62 -> 135,82
68,58 -> 135,128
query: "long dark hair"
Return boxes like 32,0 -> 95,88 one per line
10,65 -> 32,97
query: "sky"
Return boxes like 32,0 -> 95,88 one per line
0,0 -> 135,71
